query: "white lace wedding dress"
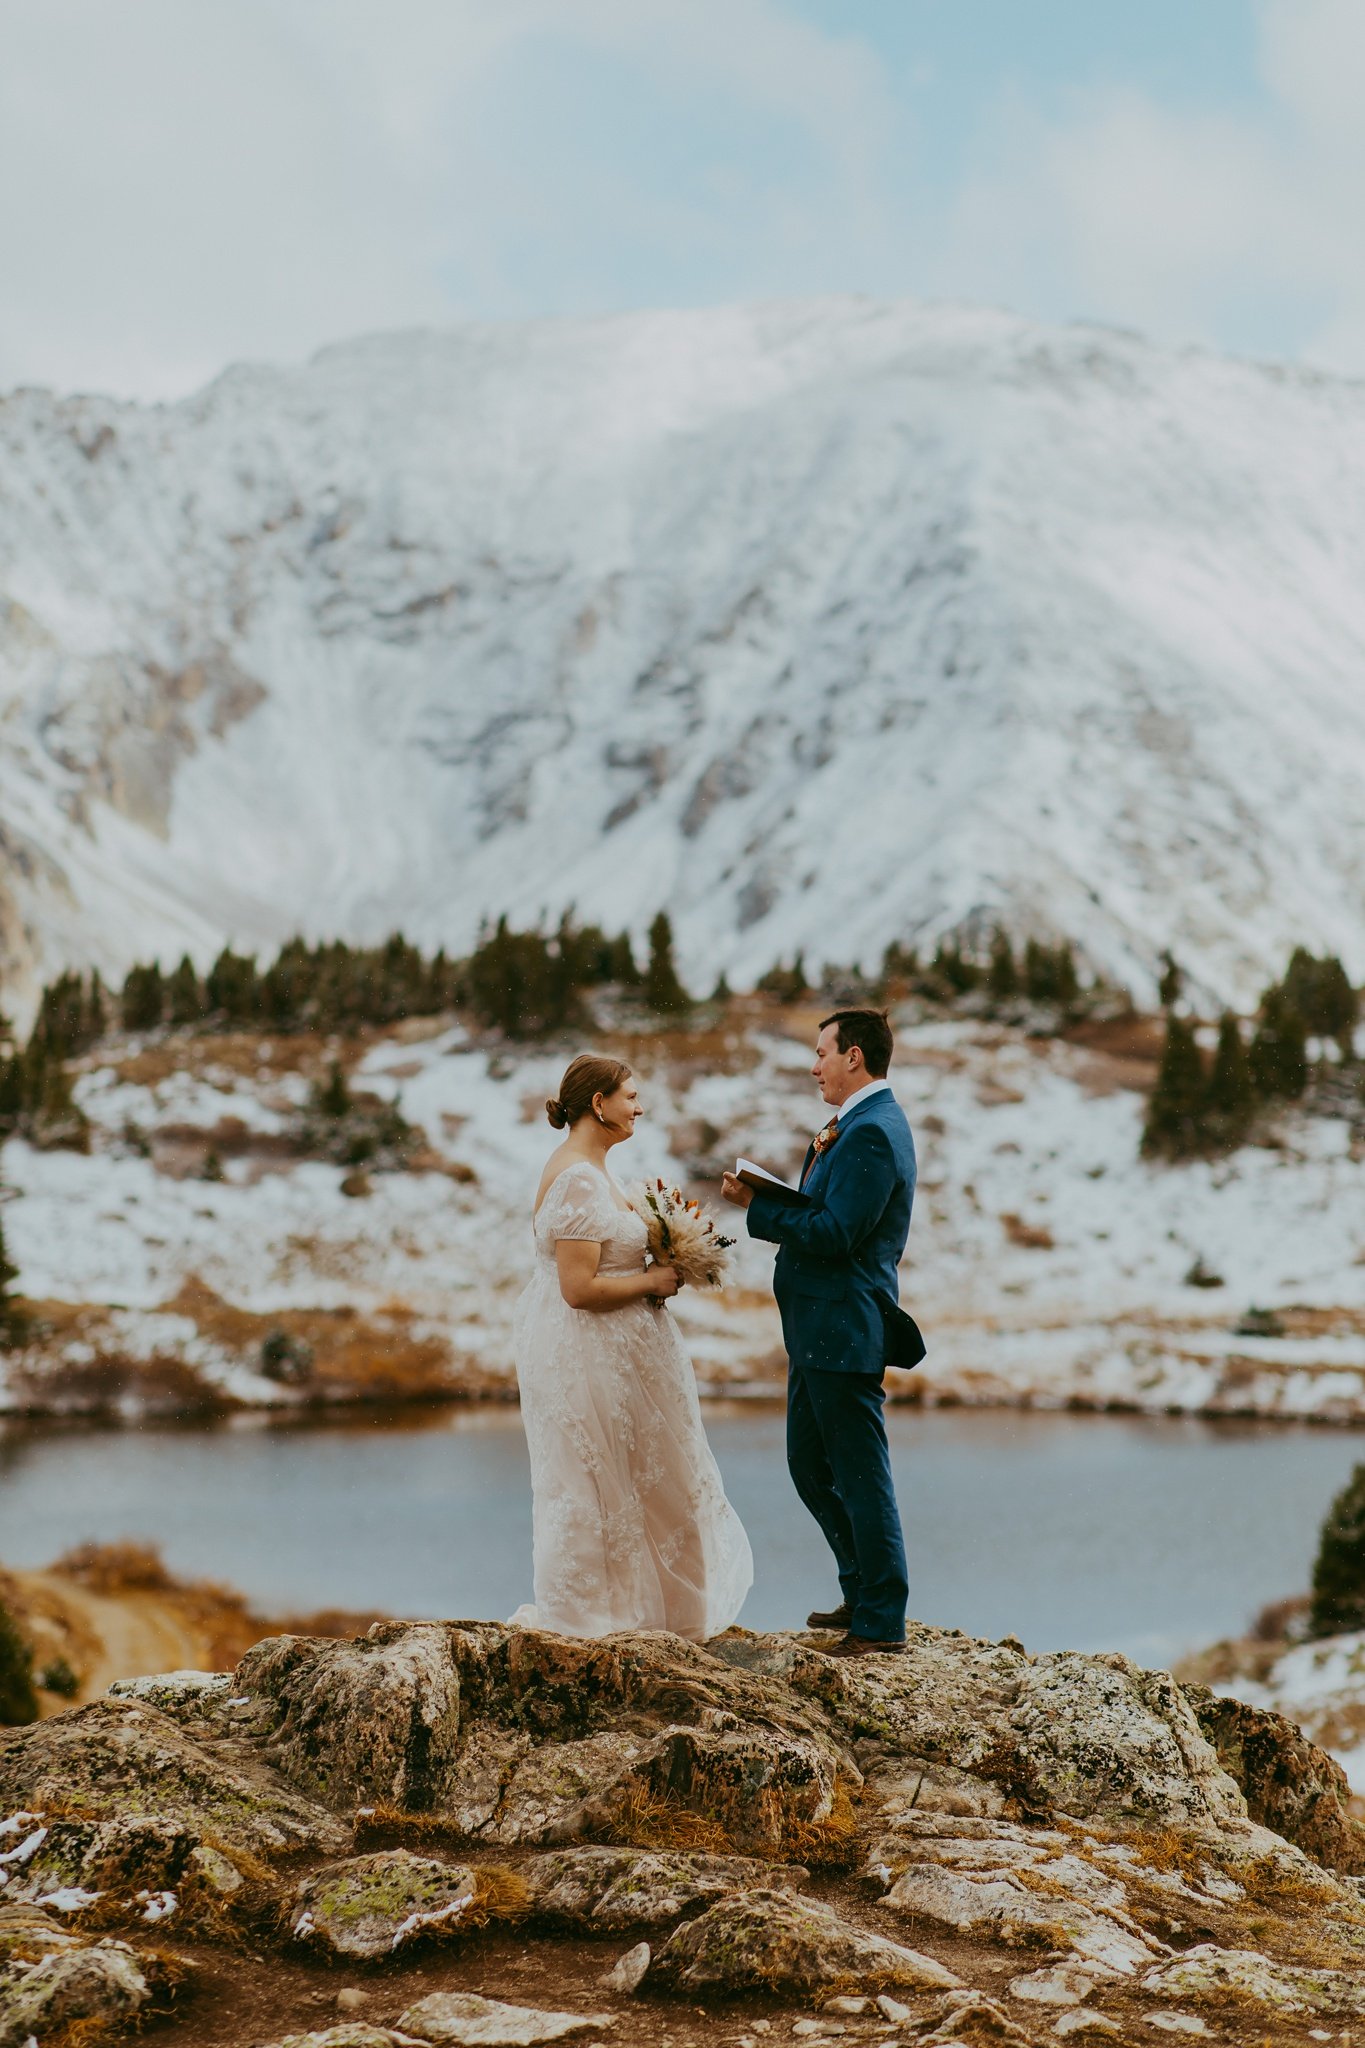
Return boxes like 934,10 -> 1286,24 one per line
511,1161 -> 753,1640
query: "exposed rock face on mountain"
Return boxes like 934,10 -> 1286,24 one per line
3,1616 -> 1365,2045
5,299 -> 1365,1020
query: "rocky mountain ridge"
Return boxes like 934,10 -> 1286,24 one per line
2,1615 -> 1365,2046
5,298 -> 1365,1023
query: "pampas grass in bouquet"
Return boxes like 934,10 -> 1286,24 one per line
628,1178 -> 736,1289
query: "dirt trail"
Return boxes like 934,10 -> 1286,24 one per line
3,1546 -> 380,1718
10,1569 -> 218,1713
16,1570 -> 218,1709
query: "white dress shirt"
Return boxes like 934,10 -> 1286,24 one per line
829,1077 -> 891,1124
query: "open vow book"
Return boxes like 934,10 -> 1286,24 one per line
735,1158 -> 810,1205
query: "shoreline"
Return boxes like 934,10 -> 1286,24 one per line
6,1376 -> 1365,1433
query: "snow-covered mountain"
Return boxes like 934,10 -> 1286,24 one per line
4,295 -> 1365,1022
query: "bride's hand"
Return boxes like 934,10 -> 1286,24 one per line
646,1263 -> 682,1299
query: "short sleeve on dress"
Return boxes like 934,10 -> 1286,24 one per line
538,1165 -> 613,1242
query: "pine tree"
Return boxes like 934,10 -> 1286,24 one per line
645,911 -> 691,1014
1157,951 -> 1183,1010
987,930 -> 1018,1000
33,970 -> 101,1058
881,940 -> 919,988
86,969 -> 109,1044
1309,1462 -> 1365,1637
1202,1012 -> 1255,1147
710,970 -> 732,1002
932,937 -> 979,995
205,947 -> 259,1024
1250,988 -> 1308,1100
607,931 -> 641,985
1141,1015 -> 1206,1157
120,961 -> 165,1032
0,1599 -> 37,1725
167,954 -> 205,1027
313,1060 -> 352,1120
1022,938 -> 1056,1002
1279,948 -> 1357,1058
1052,941 -> 1081,1007
0,1209 -> 22,1346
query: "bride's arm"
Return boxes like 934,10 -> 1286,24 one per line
556,1240 -> 679,1311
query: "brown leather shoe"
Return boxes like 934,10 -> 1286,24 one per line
821,1633 -> 907,1658
806,1602 -> 853,1630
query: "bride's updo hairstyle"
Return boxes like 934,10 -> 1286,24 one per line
546,1053 -> 632,1130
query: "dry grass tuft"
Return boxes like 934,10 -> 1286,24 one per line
471,1864 -> 532,1922
352,1803 -> 473,1854
53,1541 -> 178,1594
782,1781 -> 860,1870
43,2020 -> 122,2048
600,1783 -> 731,1854
1115,1826 -> 1213,1883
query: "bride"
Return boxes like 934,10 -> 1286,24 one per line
511,1052 -> 753,1640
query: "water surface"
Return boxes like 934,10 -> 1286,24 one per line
2,1404 -> 1357,1666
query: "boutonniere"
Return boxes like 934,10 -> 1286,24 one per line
811,1117 -> 841,1162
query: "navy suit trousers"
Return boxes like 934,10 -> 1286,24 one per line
786,1365 -> 908,1642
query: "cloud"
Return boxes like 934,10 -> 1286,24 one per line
0,0 -> 894,399
935,0 -> 1365,372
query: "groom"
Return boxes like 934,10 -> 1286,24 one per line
721,1008 -> 915,1657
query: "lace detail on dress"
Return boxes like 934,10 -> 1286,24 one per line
512,1161 -> 752,1642
535,1163 -> 619,1245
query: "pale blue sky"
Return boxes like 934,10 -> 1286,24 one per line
1,0 -> 1362,398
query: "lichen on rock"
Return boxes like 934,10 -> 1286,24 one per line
289,1848 -> 523,1961
0,1695 -> 346,1858
650,1885 -> 962,1995
396,1988 -> 616,2042
521,1844 -> 806,1926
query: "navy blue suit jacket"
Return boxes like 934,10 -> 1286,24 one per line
746,1086 -> 917,1374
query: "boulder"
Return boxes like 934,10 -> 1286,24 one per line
1007,1657 -> 1244,1826
0,1697 -> 346,1858
0,1810 -> 255,1919
109,1668 -> 235,1713
289,1850 -> 486,1960
477,1731 -> 648,1845
600,1939 -> 651,1992
1007,1963 -> 1095,2005
0,1900 -> 87,1964
562,1723 -> 846,1856
1183,1684 -> 1365,1874
396,1989 -> 615,2043
237,1623 -> 463,1812
872,1820 -> 1166,1977
650,1886 -> 961,1996
523,1845 -> 804,1927
918,1988 -> 1034,2045
1140,1943 -> 1365,2017
0,1937 -> 155,2048
257,2032 -> 412,2048
713,1629 -> 1244,1827
236,1619 -> 853,1854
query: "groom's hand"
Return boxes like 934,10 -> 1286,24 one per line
720,1173 -> 754,1210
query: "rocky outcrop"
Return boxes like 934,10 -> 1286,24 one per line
3,1617 -> 1365,2047
713,1629 -> 1245,1826
0,1693 -> 346,1858
239,1625 -> 463,1813
0,1902 -> 183,2048
1141,1943 -> 1365,2017
1183,1682 -> 1365,1873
